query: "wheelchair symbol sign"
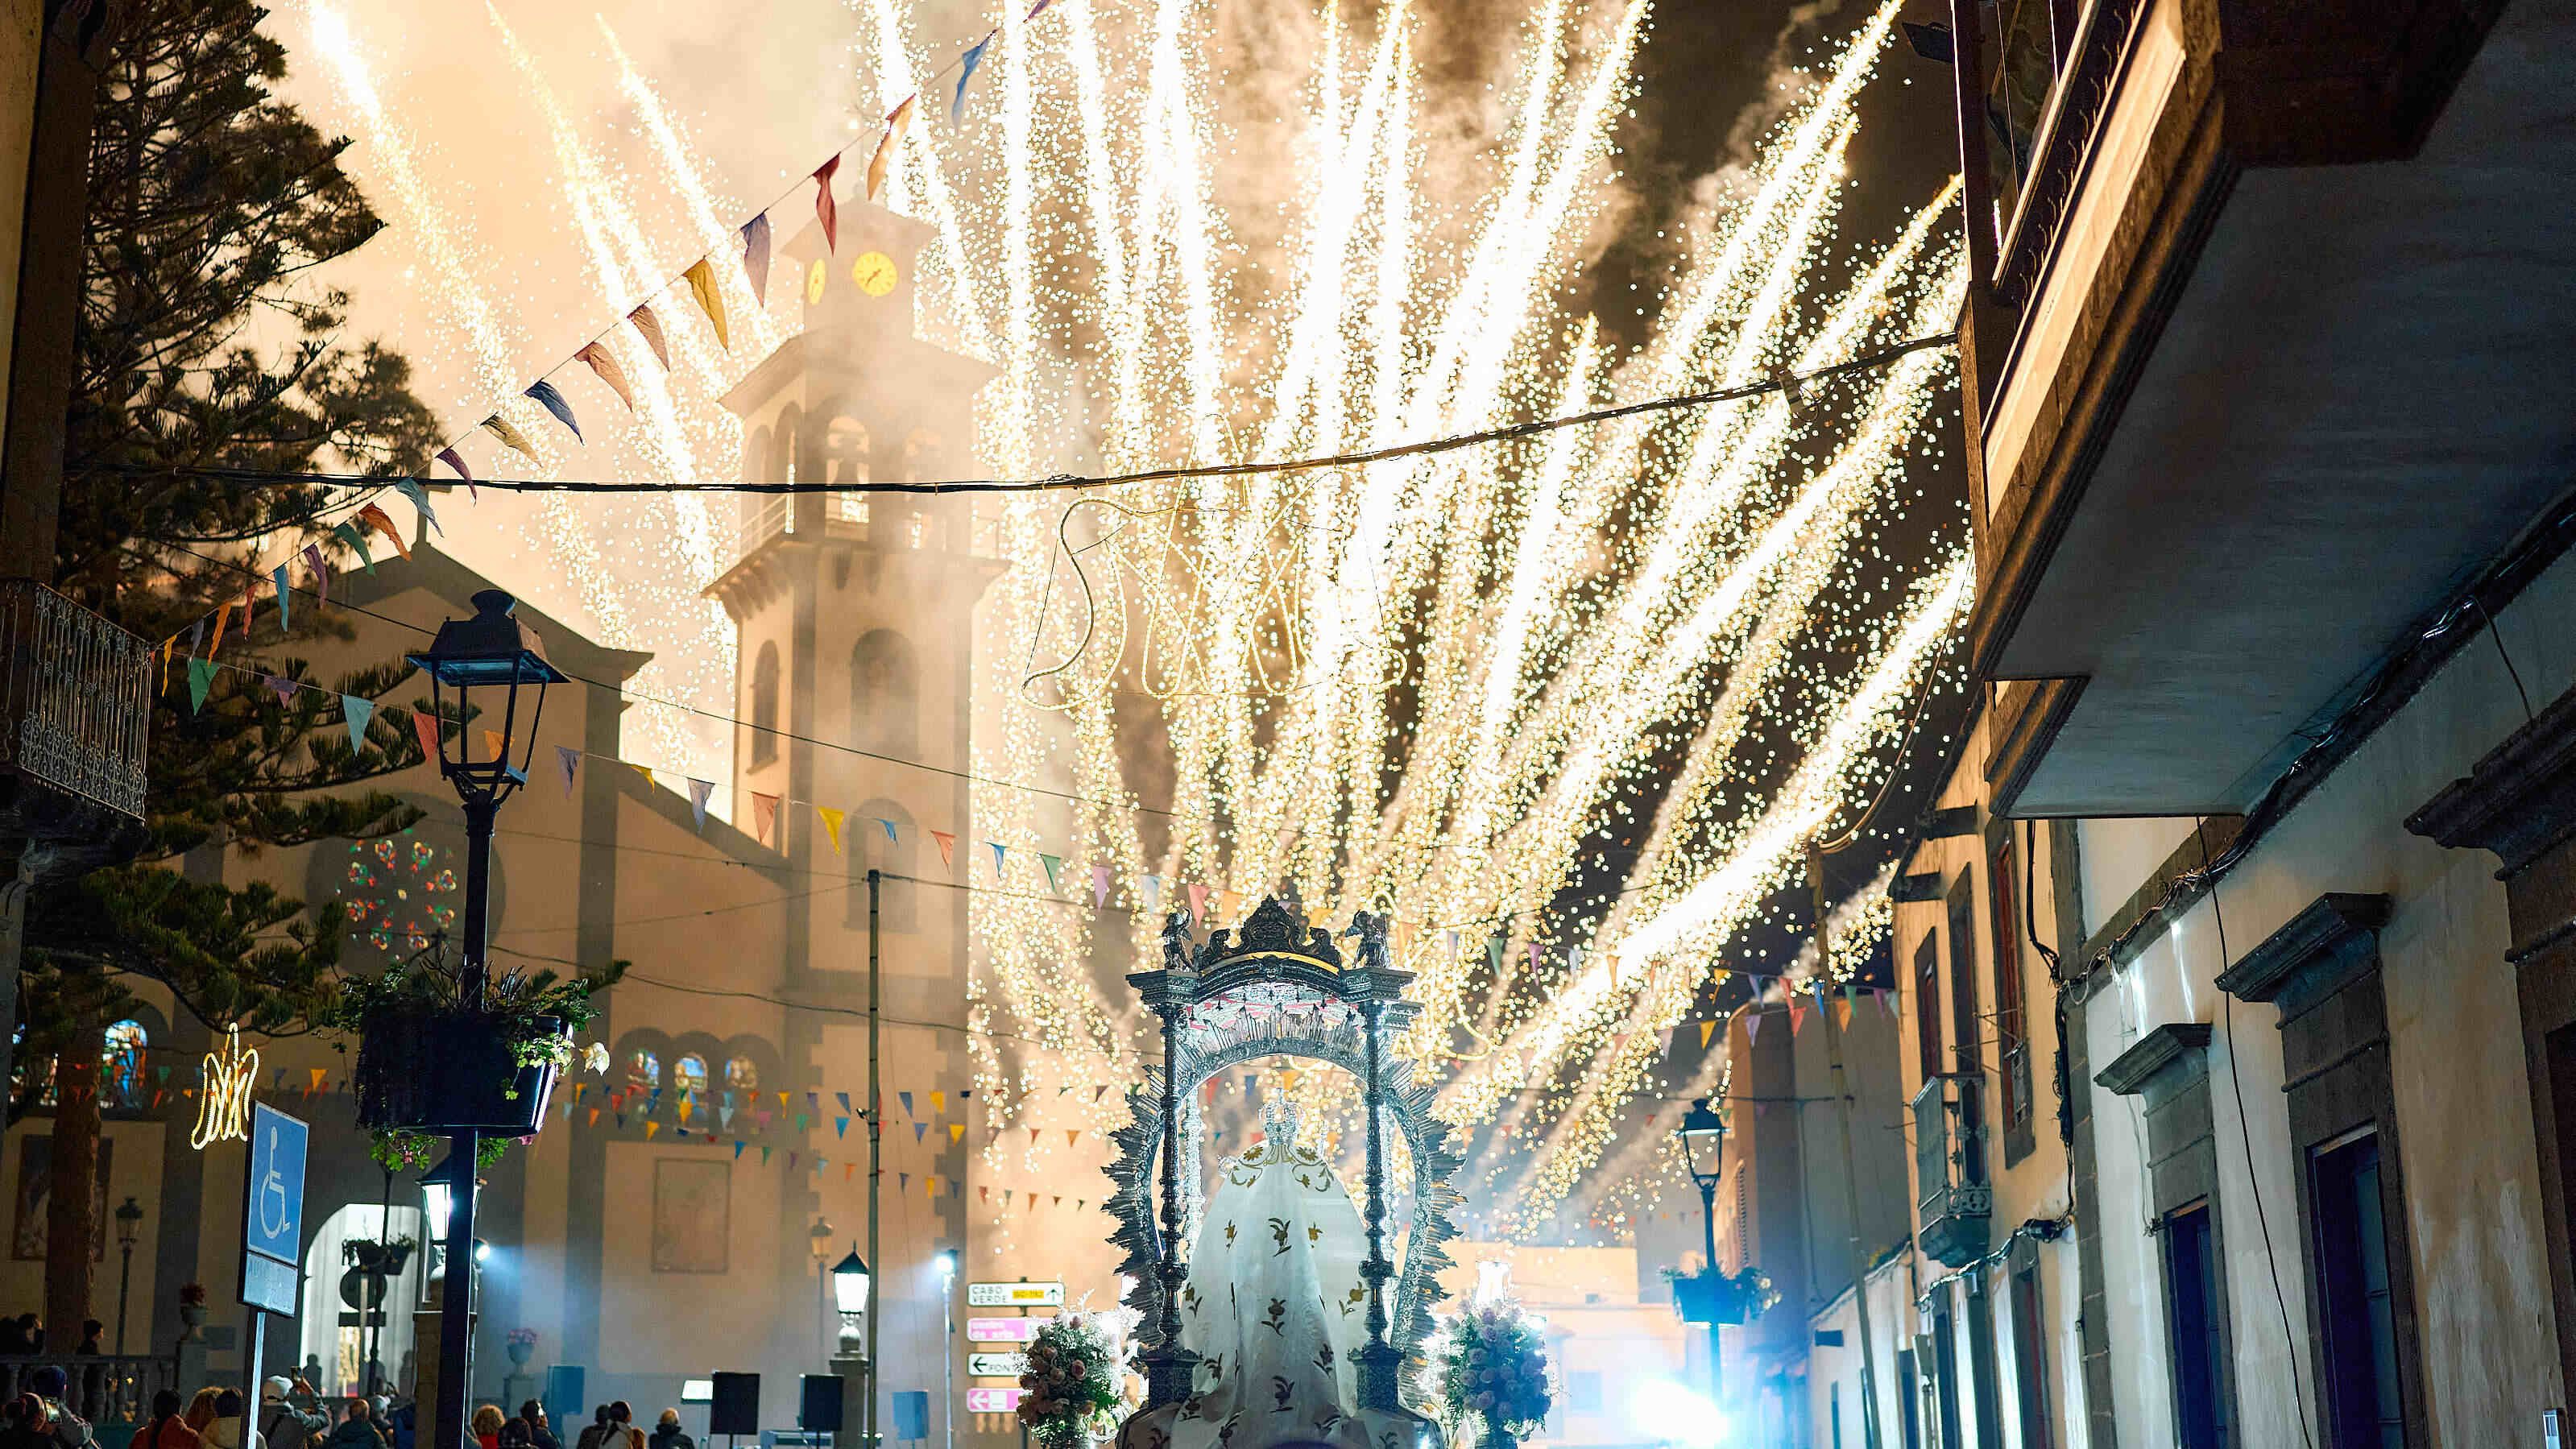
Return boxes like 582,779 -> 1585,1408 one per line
243,1104 -> 307,1266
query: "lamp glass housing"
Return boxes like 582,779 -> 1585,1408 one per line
420,1152 -> 474,1242
404,590 -> 568,805
810,1218 -> 836,1266
114,1196 -> 143,1247
1678,1097 -> 1727,1186
832,1248 -> 872,1314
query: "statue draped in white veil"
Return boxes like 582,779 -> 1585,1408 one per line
1166,1095 -> 1374,1449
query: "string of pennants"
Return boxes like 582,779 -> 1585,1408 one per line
412,1 -> 1063,498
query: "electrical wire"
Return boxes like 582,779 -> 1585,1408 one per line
2200,818 -> 2317,1449
102,333 -> 1957,497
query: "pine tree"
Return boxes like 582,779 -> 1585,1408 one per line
22,0 -> 445,1340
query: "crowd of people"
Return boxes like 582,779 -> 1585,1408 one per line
0,1366 -> 673,1449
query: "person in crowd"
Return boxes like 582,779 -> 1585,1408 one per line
26,1368 -> 89,1448
644,1413 -> 688,1449
73,1323 -> 101,1357
320,1401 -> 380,1449
181,1393 -> 222,1436
569,1410 -> 605,1449
2,1394 -> 49,1449
379,1400 -> 412,1449
495,1403 -> 550,1449
205,1391 -> 259,1449
131,1390 -> 199,1449
468,1406 -> 502,1449
600,1406 -> 636,1449
258,1381 -> 325,1449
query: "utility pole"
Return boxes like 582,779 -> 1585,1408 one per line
866,870 -> 883,1449
1811,842 -> 1886,1449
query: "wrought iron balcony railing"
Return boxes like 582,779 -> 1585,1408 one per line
0,579 -> 150,823
1914,1070 -> 1993,1269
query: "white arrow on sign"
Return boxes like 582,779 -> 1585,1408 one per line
963,1388 -> 1024,1414
967,1352 -> 1026,1377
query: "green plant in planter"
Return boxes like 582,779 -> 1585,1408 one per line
322,942 -> 619,1165
1664,1263 -> 1781,1326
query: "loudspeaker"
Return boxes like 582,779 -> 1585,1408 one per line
708,1372 -> 760,1435
797,1376 -> 844,1433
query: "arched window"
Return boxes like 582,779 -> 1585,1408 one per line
673,1055 -> 708,1096
847,800 -> 917,932
772,404 -> 805,485
850,630 -> 918,756
901,429 -> 942,483
825,414 -> 872,525
750,643 -> 781,766
102,1020 -> 147,1110
724,1057 -> 759,1094
627,1049 -> 661,1094
744,424 -> 772,483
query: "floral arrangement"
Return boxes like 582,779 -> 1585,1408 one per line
1434,1302 -> 1554,1443
506,1328 -> 540,1351
1663,1263 -> 1780,1325
1015,1311 -> 1124,1447
367,1128 -> 511,1174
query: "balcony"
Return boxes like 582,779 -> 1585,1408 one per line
1914,1072 -> 1991,1269
1943,0 -> 2565,818
0,580 -> 151,880
727,493 -> 1006,573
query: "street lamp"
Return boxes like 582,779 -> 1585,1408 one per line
420,1152 -> 470,1247
934,1251 -> 958,1449
405,590 -> 564,1449
833,1247 -> 873,1319
112,1196 -> 143,1354
1677,1097 -> 1729,1406
828,1246 -> 872,1445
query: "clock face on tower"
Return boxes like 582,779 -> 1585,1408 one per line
851,250 -> 899,296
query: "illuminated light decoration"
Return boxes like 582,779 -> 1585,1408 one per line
192,1025 -> 259,1150
342,832 -> 460,958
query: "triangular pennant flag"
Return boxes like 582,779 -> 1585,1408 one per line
865,96 -> 916,201
554,745 -> 580,796
630,762 -> 653,787
835,1116 -> 849,1138
357,503 -> 412,561
951,35 -> 991,125
479,728 -> 503,761
1488,938 -> 1505,972
629,303 -> 672,371
735,1141 -> 747,1160
330,521 -> 374,574
948,1122 -> 963,1143
342,694 -> 375,754
1187,882 -> 1210,920
739,213 -> 772,302
574,342 -> 636,413
645,1120 -> 661,1140
1092,864 -> 1112,908
436,447 -> 475,497
988,840 -> 1007,877
208,601 -> 231,656
1066,1129 -> 1079,1149
1141,875 -> 1162,912
1039,853 -> 1062,894
1837,997 -> 1853,1031
1527,941 -> 1543,973
391,477 -> 442,538
877,817 -> 897,844
682,258 -> 730,350
689,779 -> 714,831
263,675 -> 295,705
913,1122 -> 927,1144
812,156 -> 841,253
931,830 -> 957,868
930,1091 -> 944,1114
760,1146 -> 772,1165
271,564 -> 291,630
478,413 -> 539,462
302,544 -> 329,607
524,379 -> 582,442
752,792 -> 781,846
837,1092 -> 852,1113
818,806 -> 847,855
1093,1085 -> 1109,1103
899,1091 -> 913,1117
1746,1011 -> 1764,1045
1790,1000 -> 1808,1035
900,1173 -> 909,1193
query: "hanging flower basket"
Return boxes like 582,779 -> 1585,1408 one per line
353,1006 -> 568,1134
1669,1265 -> 1779,1326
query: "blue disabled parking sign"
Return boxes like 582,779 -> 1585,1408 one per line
245,1103 -> 307,1266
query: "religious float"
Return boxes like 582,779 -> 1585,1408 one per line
1099,896 -> 1465,1449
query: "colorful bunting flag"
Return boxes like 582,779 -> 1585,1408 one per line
951,35 -> 991,125
556,745 -> 581,797
812,156 -> 841,253
931,830 -> 956,868
878,817 -> 898,844
271,565 -> 290,630
752,792 -> 781,846
1092,863 -> 1112,908
186,658 -> 215,712
689,778 -> 714,832
1187,882 -> 1210,920
479,414 -> 540,462
740,213 -> 772,302
988,840 -> 1007,877
436,446 -> 475,495
818,806 -> 847,855
524,379 -> 582,442
342,695 -> 375,754
899,1091 -> 913,1117
1141,875 -> 1162,912
574,342 -> 636,413
391,477 -> 442,537
948,1122 -> 963,1143
303,544 -> 329,607
411,710 -> 441,764
682,258 -> 730,350
1039,853 -> 1062,894
629,304 -> 672,371
865,96 -> 916,201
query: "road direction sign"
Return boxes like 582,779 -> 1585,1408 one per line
244,1104 -> 307,1265
965,1281 -> 1063,1307
964,1318 -> 1042,1343
966,1353 -> 1026,1378
963,1389 -> 1023,1414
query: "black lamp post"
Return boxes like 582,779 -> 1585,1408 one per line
112,1195 -> 142,1354
403,590 -> 565,1449
1678,1096 -> 1729,1406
